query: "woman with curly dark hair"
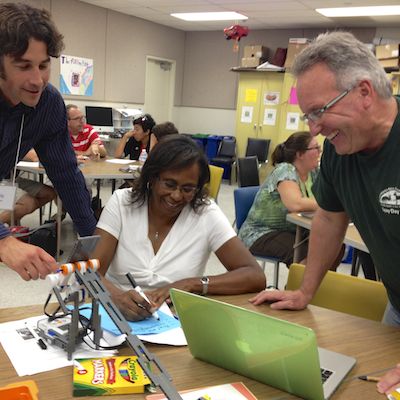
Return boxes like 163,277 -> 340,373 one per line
93,135 -> 266,321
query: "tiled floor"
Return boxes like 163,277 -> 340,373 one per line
0,179 -> 354,308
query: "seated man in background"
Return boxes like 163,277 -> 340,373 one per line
0,150 -> 56,225
114,114 -> 155,160
67,104 -> 107,160
149,121 -> 179,151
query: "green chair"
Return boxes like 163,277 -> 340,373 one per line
286,263 -> 388,322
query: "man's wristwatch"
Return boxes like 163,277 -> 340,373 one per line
200,276 -> 209,295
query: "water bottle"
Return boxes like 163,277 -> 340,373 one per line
139,148 -> 148,163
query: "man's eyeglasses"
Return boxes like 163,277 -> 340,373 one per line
69,115 -> 86,121
158,178 -> 198,196
301,89 -> 351,123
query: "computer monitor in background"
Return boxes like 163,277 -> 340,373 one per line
85,106 -> 114,133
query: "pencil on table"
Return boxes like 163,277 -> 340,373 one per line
358,375 -> 381,382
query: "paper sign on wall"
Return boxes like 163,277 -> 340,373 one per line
263,108 -> 277,126
241,106 -> 253,123
264,91 -> 280,105
245,89 -> 258,103
289,86 -> 299,105
286,112 -> 300,130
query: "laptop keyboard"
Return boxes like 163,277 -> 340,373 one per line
321,368 -> 334,384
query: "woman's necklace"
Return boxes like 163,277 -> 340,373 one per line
154,231 -> 159,240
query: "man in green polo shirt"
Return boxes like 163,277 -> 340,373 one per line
246,31 -> 400,395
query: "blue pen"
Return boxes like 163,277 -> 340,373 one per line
126,273 -> 160,320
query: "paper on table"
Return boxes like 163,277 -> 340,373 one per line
106,158 -> 136,164
146,382 -> 257,400
16,161 -> 40,168
77,302 -> 187,346
0,315 -> 117,376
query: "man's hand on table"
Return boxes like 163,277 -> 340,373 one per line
249,288 -> 311,310
0,236 -> 58,280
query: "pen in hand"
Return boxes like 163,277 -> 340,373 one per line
126,273 -> 160,320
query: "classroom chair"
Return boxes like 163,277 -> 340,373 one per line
286,263 -> 388,321
234,186 -> 282,288
207,165 -> 224,202
236,156 -> 260,187
245,138 -> 271,166
209,138 -> 236,183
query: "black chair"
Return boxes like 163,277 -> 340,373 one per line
210,139 -> 236,182
245,138 -> 271,164
237,156 -> 260,187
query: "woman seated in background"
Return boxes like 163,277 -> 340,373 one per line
114,114 -> 156,160
238,131 -> 320,266
149,121 -> 179,151
93,135 -> 266,321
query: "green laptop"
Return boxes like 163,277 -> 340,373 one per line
170,288 -> 356,400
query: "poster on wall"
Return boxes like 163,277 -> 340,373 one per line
60,54 -> 93,96
286,112 -> 300,130
263,108 -> 277,126
240,106 -> 253,123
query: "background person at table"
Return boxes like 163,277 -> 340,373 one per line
239,131 -> 320,267
67,104 -> 107,160
92,135 -> 266,321
149,121 -> 179,151
114,113 -> 155,160
249,32 -> 400,330
0,3 -> 96,281
0,149 -> 56,225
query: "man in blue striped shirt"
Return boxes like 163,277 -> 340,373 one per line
0,3 -> 96,281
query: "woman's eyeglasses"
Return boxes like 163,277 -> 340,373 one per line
306,145 -> 321,152
158,179 -> 198,196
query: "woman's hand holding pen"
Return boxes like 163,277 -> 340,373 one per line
111,289 -> 154,322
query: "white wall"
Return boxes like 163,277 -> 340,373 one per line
175,107 -> 236,136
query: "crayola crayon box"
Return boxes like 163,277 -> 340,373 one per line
73,355 -> 151,396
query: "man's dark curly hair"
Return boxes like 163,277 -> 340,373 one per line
130,134 -> 210,212
0,3 -> 64,76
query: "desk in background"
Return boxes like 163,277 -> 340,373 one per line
287,212 -> 368,265
1,295 -> 399,399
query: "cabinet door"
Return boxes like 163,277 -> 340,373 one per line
257,73 -> 285,149
277,72 -> 309,144
235,72 -> 284,157
235,73 -> 263,157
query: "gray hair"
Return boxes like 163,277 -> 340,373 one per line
292,31 -> 392,99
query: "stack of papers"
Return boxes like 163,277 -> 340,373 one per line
256,61 -> 285,71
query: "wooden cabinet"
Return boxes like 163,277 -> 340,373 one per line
234,70 -> 308,161
235,71 -> 284,157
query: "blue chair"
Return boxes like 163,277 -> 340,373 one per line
234,186 -> 282,288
